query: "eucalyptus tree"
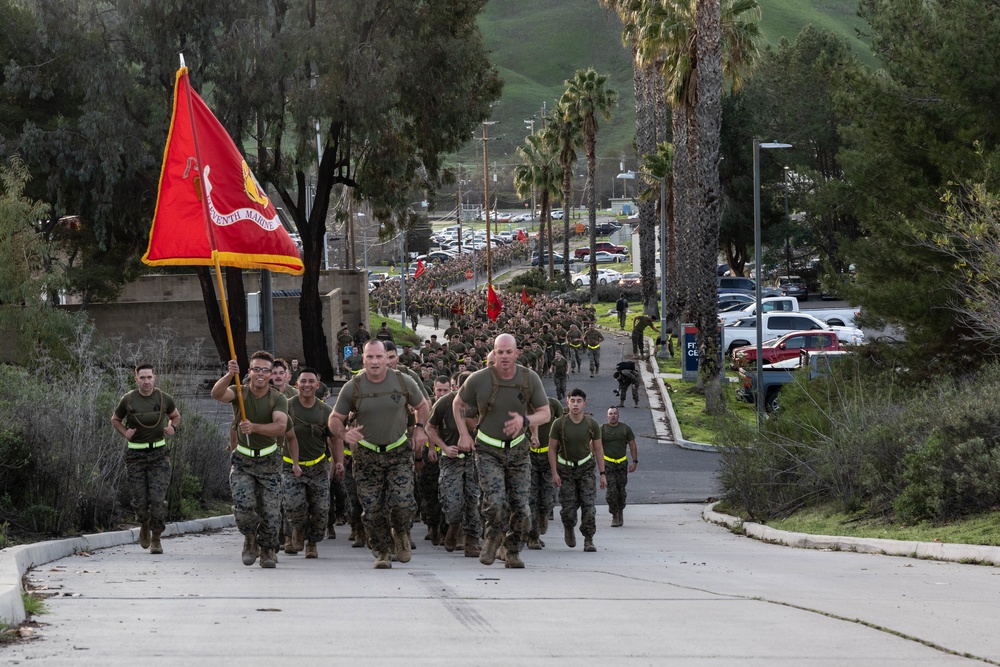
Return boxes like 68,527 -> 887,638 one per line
513,133 -> 562,281
560,69 -> 619,303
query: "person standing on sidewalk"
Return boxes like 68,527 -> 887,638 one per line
111,363 -> 181,556
584,324 -> 605,377
453,333 -> 551,569
212,351 -> 295,569
548,388 -> 605,553
601,407 -> 638,527
283,368 -> 344,559
328,340 -> 429,569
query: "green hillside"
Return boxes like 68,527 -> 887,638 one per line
446,0 -> 870,208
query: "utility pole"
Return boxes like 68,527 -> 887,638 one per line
524,118 -> 536,220
482,120 -> 498,284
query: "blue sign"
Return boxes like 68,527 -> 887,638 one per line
344,345 -> 354,359
682,324 -> 698,381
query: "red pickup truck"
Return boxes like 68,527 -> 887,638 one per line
574,241 -> 628,259
730,330 -> 844,368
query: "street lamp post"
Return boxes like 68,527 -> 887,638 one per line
753,140 -> 793,427
617,170 -> 668,358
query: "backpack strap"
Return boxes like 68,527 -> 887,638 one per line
486,364 -> 533,415
350,370 -> 411,413
126,388 -> 166,429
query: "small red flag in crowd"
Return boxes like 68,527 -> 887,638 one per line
414,260 -> 426,278
451,297 -> 464,315
516,229 -> 527,242
486,285 -> 503,322
520,288 -> 534,307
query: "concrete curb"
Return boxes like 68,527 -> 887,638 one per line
639,339 -> 717,453
702,502 -> 1000,566
0,515 -> 235,626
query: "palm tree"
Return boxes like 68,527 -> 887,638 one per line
634,0 -> 760,410
561,68 -> 619,303
542,104 -> 582,286
514,132 -> 562,281
603,0 -> 669,319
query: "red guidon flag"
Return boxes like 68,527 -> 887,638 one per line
414,260 -> 426,278
142,67 -> 304,274
520,287 -> 534,307
486,285 -> 503,322
450,297 -> 464,315
516,229 -> 527,242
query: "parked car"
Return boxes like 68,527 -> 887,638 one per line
730,330 -> 845,368
718,292 -> 755,312
717,276 -> 783,298
551,210 -> 565,220
775,275 -> 809,300
531,252 -> 574,267
427,250 -> 457,262
574,241 -> 629,259
736,350 -> 849,412
721,311 -> 865,355
618,272 -> 641,287
594,250 -> 627,264
573,269 -> 623,286
595,221 -> 620,235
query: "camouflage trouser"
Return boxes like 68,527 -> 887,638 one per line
282,459 -> 331,544
528,450 -> 554,539
632,330 -> 645,357
416,456 -> 444,533
329,477 -> 347,531
604,460 -> 628,514
125,446 -> 172,533
343,454 -> 363,534
230,450 -> 283,550
438,453 -> 481,538
558,458 -> 597,539
553,373 -> 567,400
618,378 -> 639,406
353,444 -> 416,554
433,313 -> 440,329
568,345 -> 582,372
587,346 -> 601,374
475,442 -> 531,554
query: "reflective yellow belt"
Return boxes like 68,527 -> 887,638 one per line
569,342 -> 582,348
604,455 -> 628,464
357,433 -> 408,453
128,439 -> 166,450
350,368 -> 363,375
343,448 -> 352,457
283,453 -> 328,466
530,446 -> 549,454
587,343 -> 600,349
236,443 -> 279,458
476,431 -> 526,449
557,453 -> 593,467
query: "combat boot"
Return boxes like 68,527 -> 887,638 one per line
527,536 -> 543,550
284,536 -> 298,555
564,524 -> 577,548
611,511 -> 623,528
139,520 -> 151,549
444,523 -> 460,552
259,547 -> 277,568
583,537 -> 596,552
242,534 -> 259,566
392,528 -> 412,563
496,545 -> 508,562
479,532 -> 501,565
304,542 -> 318,559
149,532 -> 163,554
374,550 -> 392,569
504,551 -> 525,568
291,527 -> 305,553
464,536 -> 481,558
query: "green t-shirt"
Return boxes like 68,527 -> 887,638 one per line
601,422 -> 635,460
333,370 -> 424,445
288,396 -> 334,462
633,315 -> 654,335
584,328 -> 604,346
114,389 -> 176,444
429,392 -> 460,447
537,397 -> 563,447
345,354 -> 364,374
550,414 -> 600,462
457,364 -> 547,442
232,387 -> 289,450
551,357 -> 568,377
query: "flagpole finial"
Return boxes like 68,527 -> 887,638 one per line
179,53 -> 186,68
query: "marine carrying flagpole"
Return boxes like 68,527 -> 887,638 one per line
179,53 -> 247,421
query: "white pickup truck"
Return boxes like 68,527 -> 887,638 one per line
721,311 -> 865,354
719,296 -> 859,328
